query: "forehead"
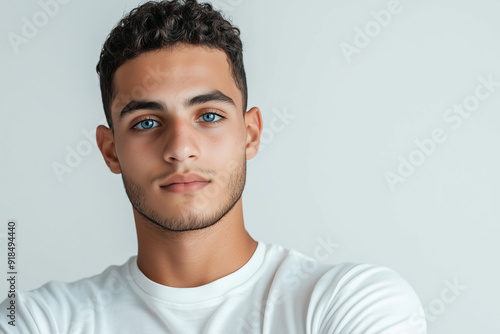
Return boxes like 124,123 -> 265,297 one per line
111,44 -> 241,114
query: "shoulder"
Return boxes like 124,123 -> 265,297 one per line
0,257 -> 136,334
26,256 -> 134,305
263,244 -> 426,333
311,263 -> 427,333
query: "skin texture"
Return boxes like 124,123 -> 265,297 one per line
96,44 -> 262,288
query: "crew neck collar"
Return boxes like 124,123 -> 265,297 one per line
128,242 -> 266,304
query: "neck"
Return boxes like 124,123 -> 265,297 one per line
134,198 -> 257,288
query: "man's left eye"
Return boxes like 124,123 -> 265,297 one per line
133,119 -> 159,130
199,113 -> 223,123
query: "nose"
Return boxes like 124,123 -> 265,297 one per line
162,116 -> 200,164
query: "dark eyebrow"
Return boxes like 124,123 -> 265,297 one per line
118,90 -> 236,121
184,90 -> 236,108
119,100 -> 165,121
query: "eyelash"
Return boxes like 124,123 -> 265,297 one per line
130,112 -> 226,131
199,111 -> 225,124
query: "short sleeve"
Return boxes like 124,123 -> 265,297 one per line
0,289 -> 60,334
310,264 -> 427,334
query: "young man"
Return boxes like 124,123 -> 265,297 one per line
1,1 -> 426,333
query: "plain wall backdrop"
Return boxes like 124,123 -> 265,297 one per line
1,0 -> 499,333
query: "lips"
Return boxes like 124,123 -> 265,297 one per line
160,172 -> 209,187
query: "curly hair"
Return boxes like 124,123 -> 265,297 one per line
96,0 -> 247,128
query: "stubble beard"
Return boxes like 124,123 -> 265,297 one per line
121,157 -> 246,233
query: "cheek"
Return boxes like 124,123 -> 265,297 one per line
207,129 -> 245,165
211,136 -> 245,172
115,136 -> 158,175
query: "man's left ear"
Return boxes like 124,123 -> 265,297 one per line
244,107 -> 262,160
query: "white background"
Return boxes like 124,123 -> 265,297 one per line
1,0 -> 499,333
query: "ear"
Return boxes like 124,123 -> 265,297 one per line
244,107 -> 263,160
96,125 -> 121,174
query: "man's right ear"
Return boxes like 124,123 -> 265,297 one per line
96,125 -> 121,174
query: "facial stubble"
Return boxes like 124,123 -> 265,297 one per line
121,157 -> 246,233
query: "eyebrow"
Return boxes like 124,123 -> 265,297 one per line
118,90 -> 236,121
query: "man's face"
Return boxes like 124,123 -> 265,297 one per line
101,44 -> 257,232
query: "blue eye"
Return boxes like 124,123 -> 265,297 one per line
134,119 -> 159,130
200,113 -> 223,123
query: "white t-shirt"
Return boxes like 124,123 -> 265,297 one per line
0,242 -> 426,333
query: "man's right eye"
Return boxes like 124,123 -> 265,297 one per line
132,119 -> 159,130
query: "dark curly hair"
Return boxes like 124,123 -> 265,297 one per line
96,0 -> 247,128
